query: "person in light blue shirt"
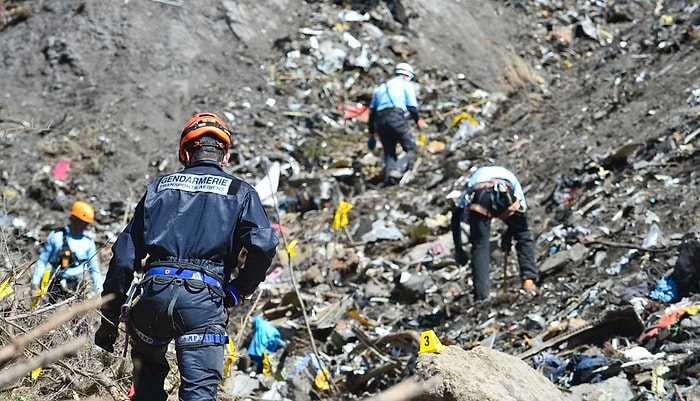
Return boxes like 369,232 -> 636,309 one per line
31,201 -> 102,302
368,62 -> 426,185
451,166 -> 538,301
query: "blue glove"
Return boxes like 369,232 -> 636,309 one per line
225,284 -> 241,307
367,135 -> 376,151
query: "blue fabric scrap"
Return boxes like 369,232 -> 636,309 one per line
248,316 -> 286,363
649,277 -> 678,303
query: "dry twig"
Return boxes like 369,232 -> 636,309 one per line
0,295 -> 111,364
0,337 -> 86,388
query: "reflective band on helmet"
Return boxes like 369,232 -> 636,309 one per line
181,120 -> 229,138
180,121 -> 231,149
472,179 -> 512,191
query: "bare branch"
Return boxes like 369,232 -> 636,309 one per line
0,337 -> 87,388
0,295 -> 112,364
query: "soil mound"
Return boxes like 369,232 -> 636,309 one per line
415,345 -> 567,401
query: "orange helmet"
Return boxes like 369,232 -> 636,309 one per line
70,201 -> 95,224
179,112 -> 232,164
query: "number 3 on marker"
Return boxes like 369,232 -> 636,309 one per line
423,334 -> 430,346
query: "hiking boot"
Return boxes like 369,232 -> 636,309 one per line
384,177 -> 399,186
522,279 -> 538,294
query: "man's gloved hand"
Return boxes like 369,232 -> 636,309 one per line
367,134 -> 376,151
94,321 -> 118,352
455,248 -> 469,266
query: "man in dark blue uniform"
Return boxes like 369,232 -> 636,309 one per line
95,112 -> 279,401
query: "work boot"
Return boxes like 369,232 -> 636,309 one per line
522,279 -> 538,295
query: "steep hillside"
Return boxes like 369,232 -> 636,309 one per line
1,0 -> 699,400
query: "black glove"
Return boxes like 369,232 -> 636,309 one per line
455,248 -> 469,266
94,321 -> 118,352
500,235 -> 512,252
367,135 -> 376,151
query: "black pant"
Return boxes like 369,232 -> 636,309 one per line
128,276 -> 226,401
47,275 -> 83,303
469,209 -> 537,301
375,110 -> 416,185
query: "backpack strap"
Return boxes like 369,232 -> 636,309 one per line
57,227 -> 83,269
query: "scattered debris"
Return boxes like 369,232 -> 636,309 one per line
0,0 -> 699,400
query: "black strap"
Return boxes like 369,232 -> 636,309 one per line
166,279 -> 183,333
384,82 -> 397,110
54,227 -> 84,269
181,120 -> 231,138
58,227 -> 72,263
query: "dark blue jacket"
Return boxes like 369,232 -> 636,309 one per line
101,160 -> 278,323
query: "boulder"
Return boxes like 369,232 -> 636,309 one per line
414,346 -> 566,401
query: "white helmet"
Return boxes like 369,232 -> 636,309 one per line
394,62 -> 415,79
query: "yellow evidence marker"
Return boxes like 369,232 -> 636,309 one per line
418,330 -> 446,354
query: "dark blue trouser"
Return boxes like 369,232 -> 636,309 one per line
469,210 -> 537,301
376,110 -> 416,185
128,276 -> 226,401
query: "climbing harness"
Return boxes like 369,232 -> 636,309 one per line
468,179 -> 521,220
145,266 -> 223,291
128,321 -> 228,347
118,263 -> 230,355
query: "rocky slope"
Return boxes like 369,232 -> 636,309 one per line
1,0 -> 699,400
